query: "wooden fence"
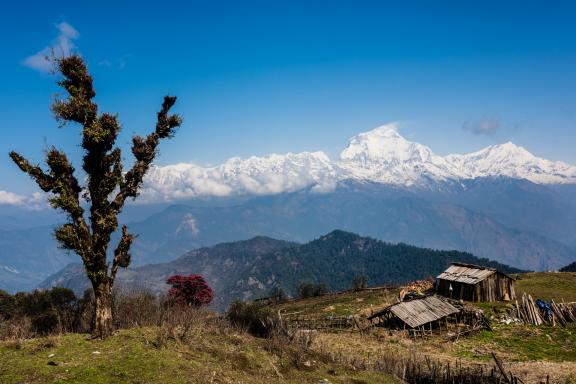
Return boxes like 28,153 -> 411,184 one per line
316,346 -> 543,384
280,312 -> 355,332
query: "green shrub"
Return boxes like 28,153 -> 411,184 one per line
269,286 -> 288,303
226,300 -> 278,337
297,282 -> 328,298
352,275 -> 369,291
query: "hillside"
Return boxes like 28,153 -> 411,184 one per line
225,230 -> 521,299
0,325 -> 398,384
40,230 -> 521,311
513,272 -> 576,302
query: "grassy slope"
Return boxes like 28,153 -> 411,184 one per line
514,272 -> 576,302
0,327 -> 399,384
456,272 -> 576,364
453,326 -> 576,362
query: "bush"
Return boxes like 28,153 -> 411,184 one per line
114,288 -> 161,329
0,285 -> 219,340
152,305 -> 216,347
166,275 -> 214,307
31,310 -> 60,335
0,316 -> 34,340
0,287 -> 79,337
226,300 -> 278,337
269,286 -> 288,303
352,275 -> 369,291
0,290 -> 16,319
297,282 -> 328,298
0,286 -> 163,338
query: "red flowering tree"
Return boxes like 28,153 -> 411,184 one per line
166,275 -> 214,307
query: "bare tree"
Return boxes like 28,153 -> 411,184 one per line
9,55 -> 181,338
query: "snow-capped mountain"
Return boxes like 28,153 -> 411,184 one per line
339,124 -> 576,185
338,124 -> 462,185
141,124 -> 576,201
446,142 -> 576,184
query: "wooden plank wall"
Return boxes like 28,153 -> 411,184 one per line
437,274 -> 515,302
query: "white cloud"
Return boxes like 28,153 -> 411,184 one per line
99,54 -> 130,70
0,190 -> 26,205
175,214 -> 200,236
0,190 -> 45,209
463,117 -> 500,136
138,151 -> 338,203
23,22 -> 79,73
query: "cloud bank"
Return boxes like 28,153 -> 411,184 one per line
139,152 -> 338,203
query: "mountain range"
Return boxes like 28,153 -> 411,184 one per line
39,230 -> 522,311
140,124 -> 576,201
1,124 -> 576,293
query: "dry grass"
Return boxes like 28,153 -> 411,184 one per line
274,287 -> 400,317
0,308 -> 400,384
310,329 -> 576,383
0,316 -> 34,341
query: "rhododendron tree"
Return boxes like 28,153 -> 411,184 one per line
166,275 -> 214,307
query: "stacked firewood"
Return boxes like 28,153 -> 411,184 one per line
511,293 -> 543,325
549,299 -> 576,325
399,279 -> 434,301
509,292 -> 576,326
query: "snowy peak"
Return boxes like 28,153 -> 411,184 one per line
340,123 -> 434,163
338,124 -> 460,185
456,141 -> 535,162
447,141 -> 576,183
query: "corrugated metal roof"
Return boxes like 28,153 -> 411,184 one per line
436,263 -> 496,284
382,296 -> 460,328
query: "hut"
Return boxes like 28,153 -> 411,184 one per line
436,262 -> 516,302
368,295 -> 460,335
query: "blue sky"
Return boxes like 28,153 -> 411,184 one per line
1,0 -> 575,195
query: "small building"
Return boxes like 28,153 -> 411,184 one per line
436,262 -> 516,302
368,295 -> 460,335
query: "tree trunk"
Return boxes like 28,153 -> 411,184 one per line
93,282 -> 113,339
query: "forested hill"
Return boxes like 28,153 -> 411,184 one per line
230,230 -> 523,298
40,230 -> 522,311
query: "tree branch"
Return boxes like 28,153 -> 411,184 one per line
8,152 -> 55,192
110,225 -> 135,282
52,55 -> 97,126
109,96 -> 181,214
45,148 -> 84,217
